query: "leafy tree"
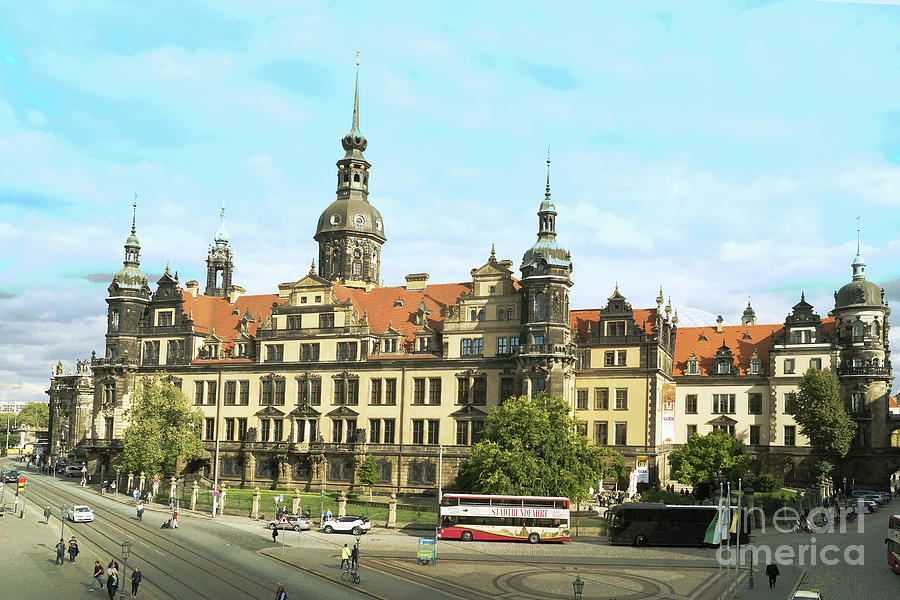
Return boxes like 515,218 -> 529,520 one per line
669,430 -> 752,488
1,433 -> 21,450
356,455 -> 380,502
16,402 -> 49,428
455,395 -> 625,501
786,368 -> 855,465
120,376 -> 204,476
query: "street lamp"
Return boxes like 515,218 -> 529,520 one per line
572,575 -> 584,600
115,469 -> 120,500
120,539 -> 132,600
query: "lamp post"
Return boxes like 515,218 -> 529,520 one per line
572,575 -> 584,600
60,504 -> 69,541
115,469 -> 120,501
120,539 -> 132,600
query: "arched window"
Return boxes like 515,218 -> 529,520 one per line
873,357 -> 880,367
852,320 -> 864,340
477,309 -> 485,321
872,320 -> 881,338
498,308 -> 505,320
470,310 -> 477,321
353,173 -> 360,182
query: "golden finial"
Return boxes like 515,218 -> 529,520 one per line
355,50 -> 360,67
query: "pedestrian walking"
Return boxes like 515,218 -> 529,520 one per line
765,561 -> 780,588
90,560 -> 105,592
55,538 -> 66,565
146,491 -> 153,505
272,525 -> 279,543
43,505 -> 52,524
340,543 -> 351,570
131,567 -> 142,598
107,566 -> 119,600
351,543 -> 359,569
326,508 -> 332,521
68,536 -> 80,564
275,581 -> 287,600
172,508 -> 179,528
133,488 -> 140,504
136,502 -> 144,521
169,496 -> 175,510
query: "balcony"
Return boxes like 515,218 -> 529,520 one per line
79,438 -> 124,450
849,410 -> 873,420
515,344 -> 571,356
836,366 -> 892,377
91,357 -> 137,367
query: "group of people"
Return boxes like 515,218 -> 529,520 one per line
339,543 -> 360,571
54,538 -> 143,597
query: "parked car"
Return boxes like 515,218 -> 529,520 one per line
844,498 -> 877,513
63,465 -> 85,478
3,470 -> 19,483
321,515 -> 371,535
267,515 -> 314,531
792,590 -> 823,600
852,490 -> 890,503
67,505 -> 94,522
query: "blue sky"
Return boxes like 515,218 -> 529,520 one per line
2,0 -> 900,402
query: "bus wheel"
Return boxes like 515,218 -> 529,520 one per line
634,534 -> 648,547
527,533 -> 540,544
461,530 -> 473,542
893,561 -> 900,575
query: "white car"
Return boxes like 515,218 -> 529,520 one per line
67,505 -> 94,522
321,515 -> 371,535
792,590 -> 824,600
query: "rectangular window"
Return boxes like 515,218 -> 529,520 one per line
385,379 -> 396,405
206,380 -> 217,405
347,379 -> 358,405
346,419 -> 356,443
784,359 -> 795,374
204,418 -> 215,441
103,417 -> 114,440
509,337 -> 519,352
713,425 -> 736,436
783,425 -> 796,446
456,420 -> 469,445
412,420 -> 425,445
749,425 -> 760,445
461,339 -> 473,356
273,419 -> 283,441
712,394 -> 736,414
166,340 -> 182,363
472,420 -> 484,443
157,310 -> 173,327
576,421 -> 587,437
332,420 -> 343,444
298,379 -> 308,404
750,359 -> 760,374
748,393 -> 762,415
309,379 -> 321,405
497,337 -> 508,355
685,394 -> 698,414
261,380 -> 273,405
333,379 -> 345,405
418,337 -> 431,352
224,381 -> 236,405
308,419 -> 317,442
472,376 -> 486,405
260,419 -> 270,442
614,422 -> 627,445
457,378 -> 470,404
606,321 -> 625,336
337,342 -> 358,360
194,382 -> 204,405
576,389 -> 588,410
686,424 -> 697,438
428,378 -> 441,405
369,419 -> 381,443
273,379 -> 285,405
809,358 -> 822,370
318,313 -> 334,328
500,377 -> 514,404
143,341 -> 160,365
605,351 -> 614,366
413,378 -> 426,404
616,350 -> 626,366
237,418 -> 247,441
594,388 -> 609,410
473,338 -> 483,355
370,379 -> 382,405
717,361 -> 731,375
594,422 -> 608,445
614,388 -> 628,410
851,392 -> 866,413
225,418 -> 235,441
301,343 -> 320,362
265,344 -> 284,362
239,380 -> 249,405
383,419 -> 395,444
286,315 -> 302,330
427,419 -> 440,445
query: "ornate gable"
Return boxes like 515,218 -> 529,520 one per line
255,405 -> 286,417
326,405 -> 359,417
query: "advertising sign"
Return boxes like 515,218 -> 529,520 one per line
635,456 -> 649,484
661,383 -> 676,443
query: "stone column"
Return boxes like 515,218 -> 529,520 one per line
252,487 -> 261,520
338,491 -> 347,518
220,484 -> 228,515
139,471 -> 146,494
190,480 -> 199,511
292,488 -> 301,515
170,476 -> 177,502
388,493 -> 397,528
127,472 -> 134,494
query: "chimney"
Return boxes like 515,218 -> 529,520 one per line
228,285 -> 246,304
185,280 -> 199,298
716,315 -> 724,334
405,273 -> 429,291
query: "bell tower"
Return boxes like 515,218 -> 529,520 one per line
205,201 -> 235,297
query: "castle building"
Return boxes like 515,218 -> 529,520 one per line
47,73 -> 900,494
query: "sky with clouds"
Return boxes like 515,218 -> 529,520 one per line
2,0 -> 900,403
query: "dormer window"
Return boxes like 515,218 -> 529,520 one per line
383,338 -> 398,353
606,321 -> 625,337
234,343 -> 247,358
717,361 -> 731,375
698,334 -> 707,341
687,360 -> 699,374
750,359 -> 760,374
418,337 -> 432,352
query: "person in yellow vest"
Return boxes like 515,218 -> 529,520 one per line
340,544 -> 351,570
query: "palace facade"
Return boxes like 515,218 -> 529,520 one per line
47,75 -> 900,495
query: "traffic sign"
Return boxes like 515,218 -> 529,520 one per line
278,514 -> 290,525
17,477 -> 25,492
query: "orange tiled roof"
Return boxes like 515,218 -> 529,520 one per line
673,323 -> 783,376
890,396 -> 899,409
181,290 -> 282,344
569,308 -> 658,341
333,282 -> 471,342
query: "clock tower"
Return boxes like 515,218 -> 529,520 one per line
314,63 -> 386,290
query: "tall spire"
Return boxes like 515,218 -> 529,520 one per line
852,216 -> 867,281
131,194 -> 137,235
351,50 -> 360,135
214,198 -> 229,245
341,52 -> 368,160
544,145 -> 551,201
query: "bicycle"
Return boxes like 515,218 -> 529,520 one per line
341,565 -> 360,584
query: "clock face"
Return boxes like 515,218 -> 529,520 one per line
330,214 -> 342,226
375,219 -> 382,231
353,214 -> 366,228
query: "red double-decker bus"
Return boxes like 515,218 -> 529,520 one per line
438,494 -> 570,543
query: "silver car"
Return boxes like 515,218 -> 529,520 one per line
267,515 -> 313,531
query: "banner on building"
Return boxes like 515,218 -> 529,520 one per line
661,383 -> 676,443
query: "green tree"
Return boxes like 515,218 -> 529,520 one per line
356,455 -> 380,502
669,430 -> 752,488
455,395 -> 625,501
786,368 -> 856,465
120,376 -> 204,476
16,402 -> 49,428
